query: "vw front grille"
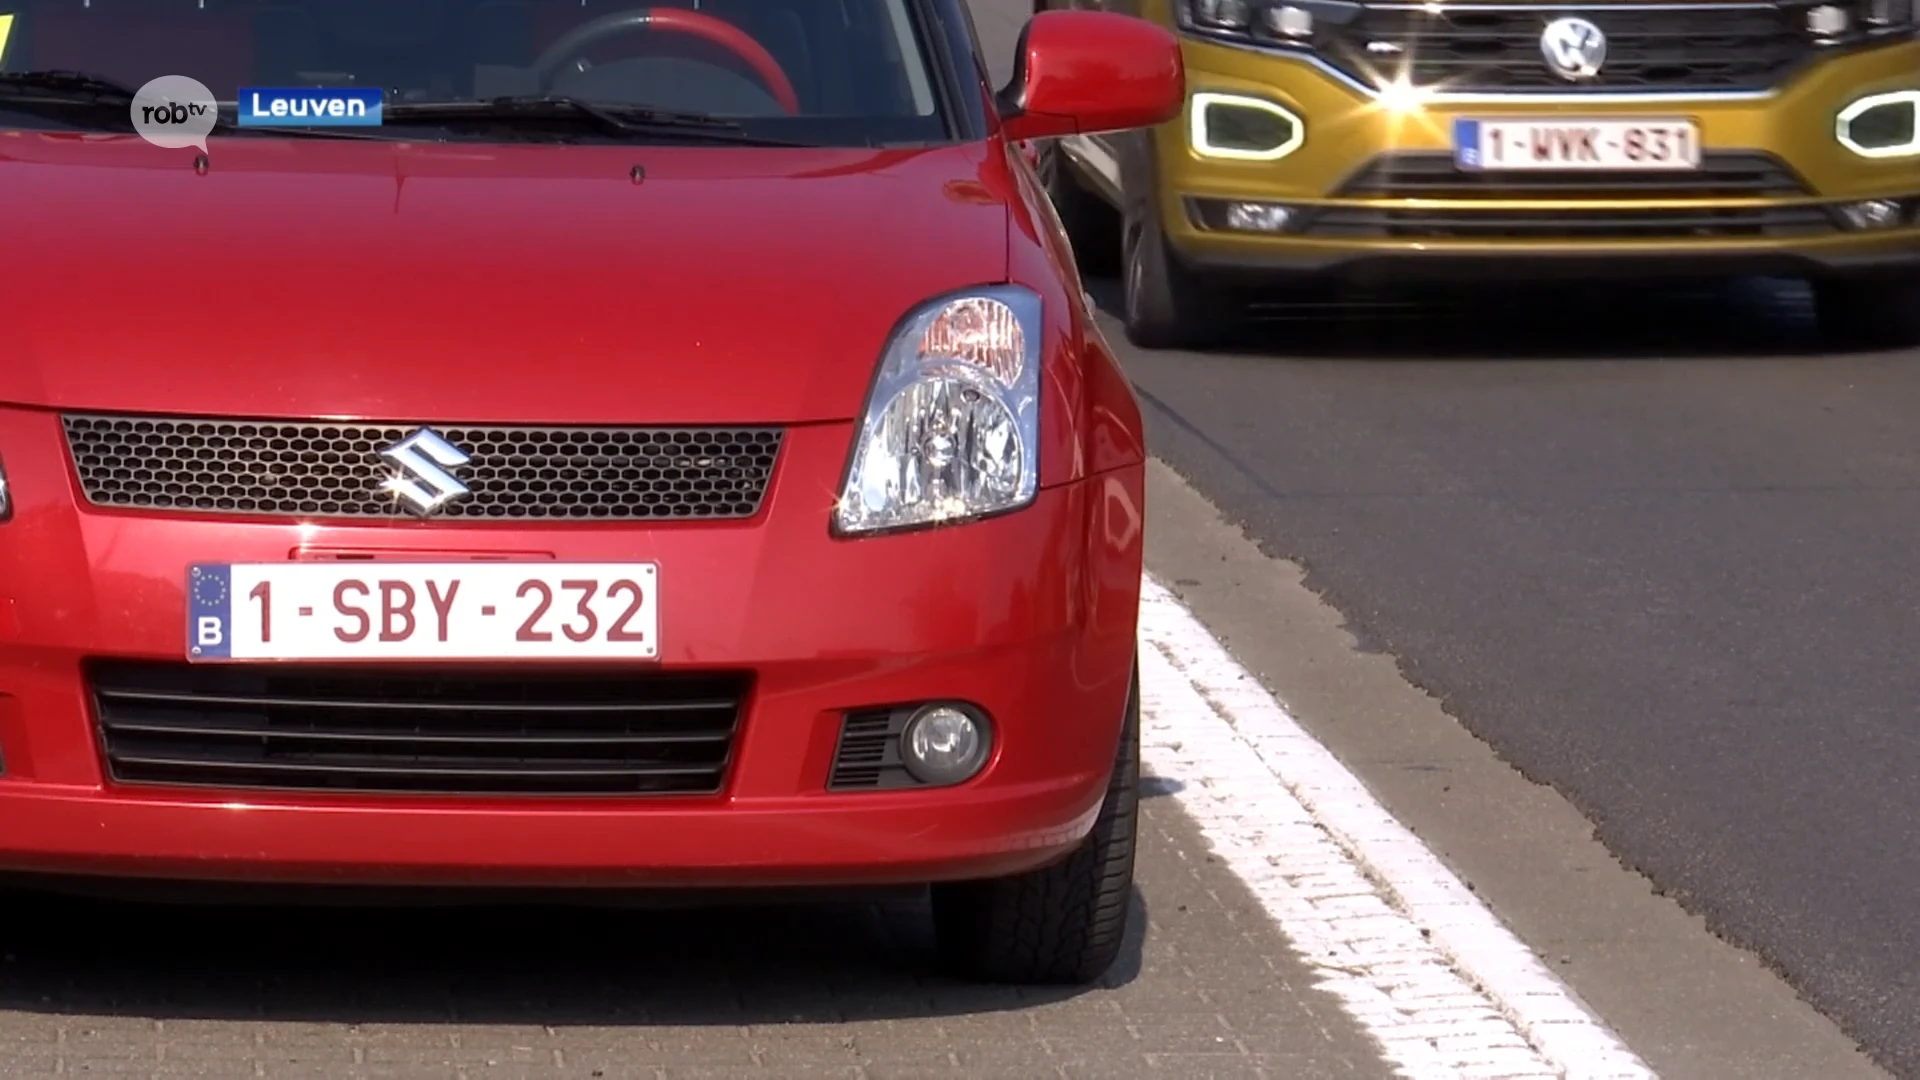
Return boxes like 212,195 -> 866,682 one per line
1297,150 -> 1835,240
1297,204 -> 1837,240
1334,151 -> 1811,199
1319,2 -> 1816,94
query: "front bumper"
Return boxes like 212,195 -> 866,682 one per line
0,409 -> 1146,889
1155,34 -> 1920,282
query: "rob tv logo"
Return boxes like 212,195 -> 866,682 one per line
130,75 -> 221,151
141,98 -> 211,126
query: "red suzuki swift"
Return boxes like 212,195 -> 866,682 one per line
0,0 -> 1181,984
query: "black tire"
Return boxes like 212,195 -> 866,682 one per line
1035,139 -> 1121,278
1810,275 -> 1920,351
931,664 -> 1140,985
1122,200 -> 1235,351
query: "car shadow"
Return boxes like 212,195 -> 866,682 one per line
0,880 -> 1150,1026
1138,774 -> 1186,798
1085,274 -> 1851,360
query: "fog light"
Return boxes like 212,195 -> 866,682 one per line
1226,202 -> 1295,231
1191,92 -> 1305,161
1837,91 -> 1920,158
1840,200 -> 1905,230
899,704 -> 990,786
1188,197 -> 1301,233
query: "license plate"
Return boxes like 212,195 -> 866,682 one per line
186,563 -> 659,661
1453,118 -> 1701,171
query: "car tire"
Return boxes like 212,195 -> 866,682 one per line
1810,275 -> 1920,351
1122,202 -> 1233,351
931,662 -> 1140,986
1035,139 -> 1122,278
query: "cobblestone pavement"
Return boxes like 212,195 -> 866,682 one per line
0,789 -> 1391,1078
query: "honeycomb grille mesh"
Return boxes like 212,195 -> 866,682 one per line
61,414 -> 784,521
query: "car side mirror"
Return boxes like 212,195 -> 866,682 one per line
996,11 -> 1185,143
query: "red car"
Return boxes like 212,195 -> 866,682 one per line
0,1 -> 1183,984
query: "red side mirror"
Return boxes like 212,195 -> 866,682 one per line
997,11 -> 1185,143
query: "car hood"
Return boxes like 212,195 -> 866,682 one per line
0,136 -> 1012,424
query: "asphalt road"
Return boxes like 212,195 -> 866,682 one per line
1106,272 -> 1920,1078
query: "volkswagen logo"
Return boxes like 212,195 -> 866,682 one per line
1540,17 -> 1607,81
379,428 -> 473,516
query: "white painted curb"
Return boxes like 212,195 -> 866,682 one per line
1138,574 -> 1656,1080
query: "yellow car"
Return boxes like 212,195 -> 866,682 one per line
1034,0 -> 1920,350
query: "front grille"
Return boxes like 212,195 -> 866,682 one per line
90,661 -> 749,796
1304,149 -> 1834,239
1300,204 -> 1836,239
1335,151 -> 1811,199
1317,2 -> 1815,93
61,414 -> 784,521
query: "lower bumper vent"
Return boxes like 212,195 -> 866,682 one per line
828,708 -> 921,791
1299,204 -> 1836,241
89,661 -> 749,797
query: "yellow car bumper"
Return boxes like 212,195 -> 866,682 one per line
1154,33 -> 1920,281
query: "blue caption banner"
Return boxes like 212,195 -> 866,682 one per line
238,87 -> 384,126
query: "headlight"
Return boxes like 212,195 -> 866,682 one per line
833,286 -> 1042,537
1177,0 -> 1361,49
1804,0 -> 1918,40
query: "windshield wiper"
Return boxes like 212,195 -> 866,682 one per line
0,77 -> 803,145
381,96 -> 809,146
0,69 -> 200,134
0,69 -> 144,102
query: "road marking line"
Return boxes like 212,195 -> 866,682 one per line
1137,574 -> 1656,1079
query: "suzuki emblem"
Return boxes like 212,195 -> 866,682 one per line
379,428 -> 472,516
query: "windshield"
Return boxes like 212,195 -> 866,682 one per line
0,0 -> 952,146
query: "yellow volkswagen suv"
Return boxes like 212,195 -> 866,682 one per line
1033,0 -> 1920,350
